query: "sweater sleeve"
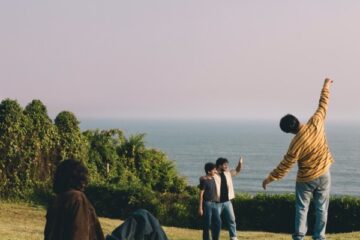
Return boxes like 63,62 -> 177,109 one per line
268,138 -> 302,181
311,87 -> 330,124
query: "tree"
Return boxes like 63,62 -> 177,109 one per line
83,129 -> 125,183
24,100 -> 58,183
117,133 -> 187,193
0,99 -> 30,197
0,98 -> 189,199
54,111 -> 88,164
117,133 -> 146,171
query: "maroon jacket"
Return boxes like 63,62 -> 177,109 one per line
44,190 -> 104,240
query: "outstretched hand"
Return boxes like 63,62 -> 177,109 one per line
262,178 -> 272,190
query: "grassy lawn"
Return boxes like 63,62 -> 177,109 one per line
0,201 -> 359,240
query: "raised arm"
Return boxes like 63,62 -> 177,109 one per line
312,78 -> 333,122
230,156 -> 244,176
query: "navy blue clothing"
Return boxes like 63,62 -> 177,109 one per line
220,172 -> 229,203
199,177 -> 217,202
106,209 -> 168,240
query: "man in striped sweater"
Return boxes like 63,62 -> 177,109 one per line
262,78 -> 334,240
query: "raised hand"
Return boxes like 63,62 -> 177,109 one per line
324,78 -> 333,89
236,156 -> 244,173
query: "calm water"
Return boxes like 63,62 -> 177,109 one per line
81,119 -> 360,196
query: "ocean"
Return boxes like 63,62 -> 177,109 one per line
80,119 -> 360,196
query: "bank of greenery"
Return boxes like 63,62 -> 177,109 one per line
0,98 -> 359,234
82,186 -> 360,234
0,98 -> 187,199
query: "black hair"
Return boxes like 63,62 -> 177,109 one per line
280,114 -> 300,134
215,157 -> 229,167
204,162 -> 216,174
53,159 -> 89,194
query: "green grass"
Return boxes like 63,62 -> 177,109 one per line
0,201 -> 359,240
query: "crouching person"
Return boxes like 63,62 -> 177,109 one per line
106,209 -> 168,240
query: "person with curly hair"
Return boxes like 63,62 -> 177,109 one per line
44,159 -> 105,240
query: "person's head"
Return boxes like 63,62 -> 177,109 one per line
216,157 -> 229,172
280,114 -> 300,134
204,162 -> 217,176
53,159 -> 89,194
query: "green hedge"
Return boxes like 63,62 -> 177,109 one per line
31,184 -> 360,233
233,194 -> 360,233
82,186 -> 360,233
85,184 -> 201,228
85,184 -> 160,219
232,194 -> 295,232
327,196 -> 360,232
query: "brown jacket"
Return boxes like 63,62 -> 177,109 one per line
44,190 -> 104,240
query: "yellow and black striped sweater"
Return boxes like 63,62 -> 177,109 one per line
269,87 -> 334,183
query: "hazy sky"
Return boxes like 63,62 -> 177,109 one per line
1,1 -> 359,121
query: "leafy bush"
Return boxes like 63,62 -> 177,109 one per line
84,183 -> 201,228
0,98 -> 187,200
157,192 -> 201,228
233,194 -> 360,233
0,99 -> 31,198
84,188 -> 360,234
233,193 -> 295,232
85,183 -> 160,219
327,196 -> 360,233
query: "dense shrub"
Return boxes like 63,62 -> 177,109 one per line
81,185 -> 360,234
233,193 -> 295,232
0,99 -> 187,200
238,194 -> 360,233
84,183 -> 201,228
327,196 -> 360,233
54,111 -> 88,163
0,99 -> 31,198
157,192 -> 201,228
233,194 -> 360,233
85,183 -> 160,219
24,100 -> 58,186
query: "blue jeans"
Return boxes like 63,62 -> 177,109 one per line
292,171 -> 331,240
217,201 -> 237,240
203,201 -> 221,240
